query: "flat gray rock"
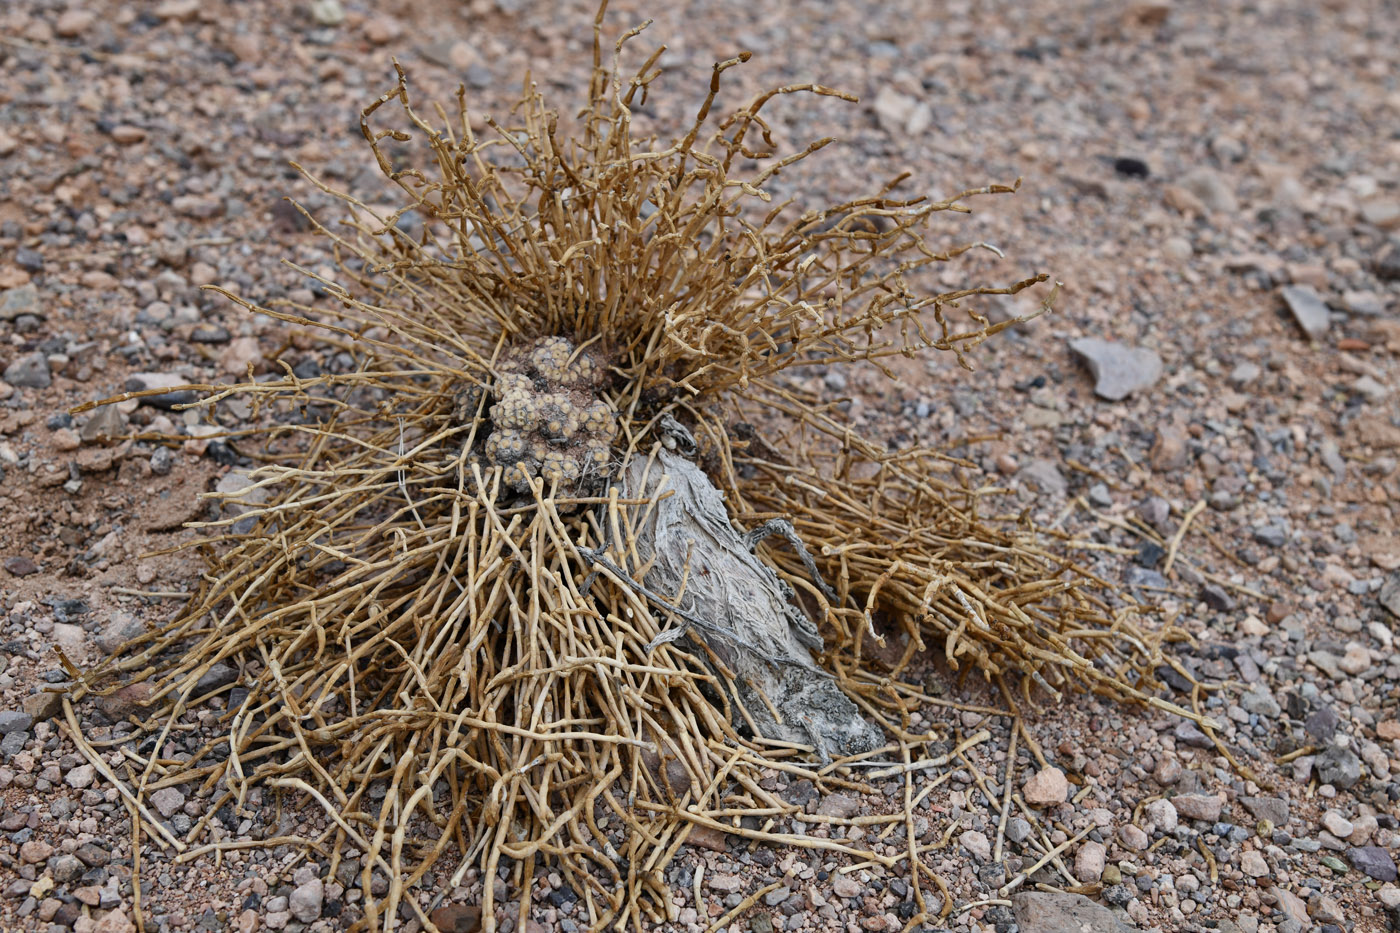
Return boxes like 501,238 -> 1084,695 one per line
1069,337 -> 1162,401
1280,284 -> 1330,339
1019,458 -> 1067,496
1241,795 -> 1290,826
0,284 -> 40,321
0,711 -> 34,735
193,663 -> 238,697
1349,845 -> 1398,882
1380,572 -> 1400,618
1317,745 -> 1362,789
1179,167 -> 1238,215
1013,891 -> 1137,932
3,351 -> 50,389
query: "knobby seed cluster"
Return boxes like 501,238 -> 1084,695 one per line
480,336 -> 616,492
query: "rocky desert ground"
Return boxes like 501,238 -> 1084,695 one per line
0,1 -> 1398,932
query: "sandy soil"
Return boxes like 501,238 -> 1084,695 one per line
0,1 -> 1398,932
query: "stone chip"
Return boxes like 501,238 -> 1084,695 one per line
1068,337 -> 1163,401
1012,891 -> 1137,932
1280,284 -> 1330,340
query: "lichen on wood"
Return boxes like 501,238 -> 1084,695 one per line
612,419 -> 882,763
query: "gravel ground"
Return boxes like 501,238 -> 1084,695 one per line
0,1 -> 1398,932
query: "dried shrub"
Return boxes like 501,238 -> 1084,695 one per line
71,9 -> 1208,932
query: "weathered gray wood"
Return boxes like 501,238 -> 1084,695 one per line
619,431 -> 881,763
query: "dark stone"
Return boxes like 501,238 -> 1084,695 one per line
1174,720 -> 1213,748
1375,245 -> 1400,282
207,441 -> 238,466
192,664 -> 238,696
464,63 -> 494,90
1349,846 -> 1398,882
74,843 -> 110,867
1113,157 -> 1150,178
292,358 -> 322,379
13,249 -> 42,273
1125,566 -> 1168,589
123,376 -> 198,410
985,904 -> 1015,933
1135,542 -> 1165,568
1201,583 -> 1235,612
48,598 -> 89,623
190,323 -> 230,344
782,779 -> 819,809
270,200 -> 311,234
1317,746 -> 1362,790
1304,706 -> 1340,742
2,557 -> 38,577
3,351 -> 51,389
1381,572 -> 1400,619
150,446 -> 174,476
1155,665 -> 1193,694
50,853 -> 83,883
1241,796 -> 1289,826
0,711 -> 33,735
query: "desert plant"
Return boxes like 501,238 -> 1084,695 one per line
70,9 -> 1204,932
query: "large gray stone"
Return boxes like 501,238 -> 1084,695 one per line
1316,746 -> 1362,789
193,663 -> 238,696
1012,891 -> 1136,932
1068,337 -> 1163,401
80,404 -> 126,443
0,285 -> 40,321
94,612 -> 145,654
1240,796 -> 1290,826
1240,684 -> 1281,718
1280,285 -> 1330,340
149,786 -> 185,819
1381,572 -> 1400,619
3,351 -> 51,389
1349,845 -> 1398,882
0,710 -> 34,735
1019,458 -> 1068,496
